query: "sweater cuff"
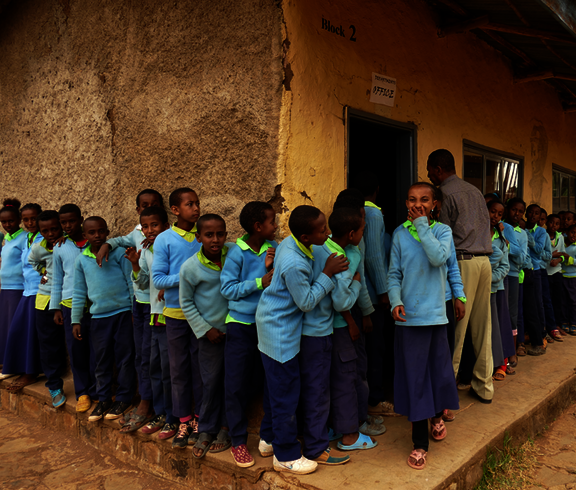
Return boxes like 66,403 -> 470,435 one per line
456,296 -> 467,304
361,304 -> 375,316
256,277 -> 263,290
316,272 -> 335,293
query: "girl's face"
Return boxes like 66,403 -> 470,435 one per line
526,206 -> 541,226
548,217 -> 560,234
489,203 -> 505,229
171,192 -> 200,225
507,203 -> 525,225
406,185 -> 437,219
0,210 -> 21,235
21,209 -> 39,234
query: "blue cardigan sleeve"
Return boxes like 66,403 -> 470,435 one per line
50,250 -> 64,310
284,262 -> 335,313
446,241 -> 465,300
133,252 -> 150,291
121,253 -> 134,301
151,237 -> 180,290
331,270 -> 362,312
387,231 -> 403,310
414,218 -> 452,267
364,211 -> 388,295
357,257 -> 375,316
541,233 -> 552,263
27,244 -> 45,275
180,259 -> 214,338
71,258 -> 88,324
220,250 -> 259,300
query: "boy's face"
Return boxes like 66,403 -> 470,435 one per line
539,212 -> 547,227
171,191 -> 200,225
38,218 -> 63,245
563,213 -> 574,230
349,217 -> 365,247
568,228 -> 576,245
82,220 -> 109,248
0,210 -> 20,235
304,213 -> 330,246
507,203 -> 525,225
59,212 -> 83,238
21,209 -> 39,234
489,203 -> 505,229
255,209 -> 278,241
136,193 -> 162,215
406,186 -> 437,219
526,206 -> 541,225
548,217 -> 560,234
196,219 -> 227,260
141,214 -> 169,243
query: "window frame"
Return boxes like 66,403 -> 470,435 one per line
552,165 -> 576,213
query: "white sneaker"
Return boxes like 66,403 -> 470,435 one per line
258,439 -> 274,457
273,455 -> 318,475
0,373 -> 15,380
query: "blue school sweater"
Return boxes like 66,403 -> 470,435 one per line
50,238 -> 89,310
22,232 -> 43,297
444,240 -> 466,302
527,225 -> 547,270
364,203 -> 388,303
502,223 -> 527,277
71,246 -> 134,324
523,230 -> 534,270
133,247 -> 165,317
180,244 -> 234,338
256,236 -> 335,363
302,241 -> 362,336
220,235 -> 277,324
28,240 -> 55,297
151,227 -> 201,311
0,228 -> 27,290
388,217 -> 453,326
547,232 -> 565,276
538,232 -> 553,270
489,233 -> 510,293
107,225 -> 149,304
562,242 -> 576,278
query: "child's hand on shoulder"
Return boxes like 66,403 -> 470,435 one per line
323,253 -> 349,278
141,237 -> 152,249
54,236 -> 67,247
206,327 -> 225,344
96,244 -> 111,267
262,269 -> 274,289
265,248 -> 275,269
124,247 -> 141,266
392,305 -> 406,322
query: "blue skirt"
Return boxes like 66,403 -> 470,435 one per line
0,289 -> 24,366
394,324 -> 459,422
2,295 -> 41,374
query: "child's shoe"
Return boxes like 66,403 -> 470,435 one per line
368,400 -> 401,417
258,439 -> 274,457
570,325 -> 576,336
273,455 -> 317,475
230,444 -> 255,468
172,421 -> 194,449
88,400 -> 112,422
551,329 -> 564,342
366,414 -> 384,425
141,414 -> 165,434
76,395 -> 92,413
50,389 -> 66,408
159,423 -> 178,440
104,401 -> 132,420
313,447 -> 350,465
359,420 -> 386,436
527,345 -> 546,356
188,416 -> 200,445
328,427 -> 343,441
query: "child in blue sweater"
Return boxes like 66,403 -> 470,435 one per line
50,204 -> 95,413
220,201 -> 277,467
558,225 -> 576,335
388,183 -> 459,470
28,211 -> 69,408
547,214 -> 568,335
180,214 -> 234,459
151,187 -> 203,449
256,205 -> 348,476
72,217 -> 136,423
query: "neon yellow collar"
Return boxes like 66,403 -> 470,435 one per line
82,245 -> 97,259
365,201 -> 381,210
403,219 -> 436,242
39,238 -> 54,253
492,229 -> 500,242
5,228 -> 24,241
172,223 -> 197,242
325,237 -> 346,257
198,245 -> 228,271
236,234 -> 273,256
292,235 -> 314,260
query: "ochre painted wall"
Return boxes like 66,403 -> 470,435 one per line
278,0 -> 576,223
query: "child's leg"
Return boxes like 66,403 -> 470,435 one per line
156,325 -> 177,424
35,305 -> 67,391
261,352 -> 301,462
165,318 -> 195,419
351,307 -> 370,423
496,290 -> 515,359
0,289 -> 23,367
150,326 -> 166,418
412,419 -> 429,451
517,283 -> 525,342
197,337 -> 226,436
112,311 -> 136,403
522,272 -> 544,347
132,301 -> 152,404
365,308 -> 385,408
225,322 -> 259,448
540,271 -> 557,333
565,278 -> 576,327
490,294 -> 505,369
445,300 -> 456,359
299,336 -> 332,460
532,270 -> 546,336
549,273 -> 565,326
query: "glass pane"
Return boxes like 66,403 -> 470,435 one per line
553,196 -> 561,214
571,177 -> 576,211
561,175 -> 569,211
463,151 -> 484,193
553,171 -> 559,198
502,161 -> 519,201
485,158 -> 500,196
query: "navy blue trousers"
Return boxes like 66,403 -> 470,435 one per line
533,269 -> 546,336
261,352 -> 301,462
563,277 -> 576,325
365,308 -> 386,406
522,271 -> 543,346
197,337 -> 226,435
549,272 -> 565,326
299,335 -> 332,460
133,301 -> 152,401
165,317 -> 203,419
225,322 -> 264,447
62,306 -> 96,399
0,289 -> 23,366
446,300 -> 456,358
35,305 -> 68,391
3,295 -> 41,375
150,325 -> 176,424
90,311 -> 136,403
537,269 -> 557,333
351,306 -> 370,422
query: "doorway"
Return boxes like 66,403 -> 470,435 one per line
346,108 -> 416,233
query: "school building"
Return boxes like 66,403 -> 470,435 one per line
0,0 -> 575,236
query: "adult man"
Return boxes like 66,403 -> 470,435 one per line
427,149 -> 494,404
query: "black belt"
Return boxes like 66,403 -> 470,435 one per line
455,252 -> 491,261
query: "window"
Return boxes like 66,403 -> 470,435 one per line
463,143 -> 522,201
552,167 -> 576,214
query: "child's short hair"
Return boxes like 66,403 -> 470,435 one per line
559,210 -> 567,216
526,203 -> 541,213
334,189 -> 364,211
568,224 -> 576,233
169,187 -> 196,207
196,214 -> 225,233
506,197 -> 526,209
84,216 -> 107,228
58,203 -> 82,218
37,210 -> 60,224
140,206 -> 168,224
565,211 -> 576,221
0,198 -> 21,217
407,182 -> 438,200
21,203 -> 42,215
329,207 -> 363,238
136,189 -> 165,209
484,191 -> 501,201
540,208 -> 547,216
239,201 -> 274,234
352,173 -> 379,198
288,205 -> 322,239
547,213 -> 559,222
487,199 -> 504,211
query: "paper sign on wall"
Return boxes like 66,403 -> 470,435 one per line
370,73 -> 396,107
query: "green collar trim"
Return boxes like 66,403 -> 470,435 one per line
402,219 -> 436,242
198,245 -> 228,271
492,229 -> 500,242
529,224 -> 538,233
236,234 -> 273,256
39,238 -> 54,253
325,237 -> 347,257
27,231 -> 40,247
172,223 -> 197,242
5,228 -> 24,242
292,235 -> 314,260
82,245 -> 97,259
365,201 -> 381,210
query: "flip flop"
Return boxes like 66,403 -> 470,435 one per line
407,449 -> 427,470
505,365 -> 516,376
5,377 -> 36,393
430,419 -> 447,441
209,428 -> 231,453
337,432 -> 378,451
193,432 -> 214,459
492,368 -> 506,381
119,411 -> 154,433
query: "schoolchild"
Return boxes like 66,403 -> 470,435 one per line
97,189 -> 164,425
220,201 -> 277,467
72,217 -> 136,422
546,214 -> 569,336
388,183 -> 460,470
28,211 -> 69,407
124,206 -> 176,437
2,203 -> 43,389
51,204 -> 96,412
256,205 -> 348,475
561,211 -> 575,236
151,188 -> 203,448
539,208 -> 548,228
558,224 -> 576,336
180,214 -> 234,459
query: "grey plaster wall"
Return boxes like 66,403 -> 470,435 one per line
0,0 -> 284,238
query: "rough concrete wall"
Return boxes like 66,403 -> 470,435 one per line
0,0 -> 284,238
278,0 -> 576,216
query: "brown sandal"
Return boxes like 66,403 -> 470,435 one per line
505,365 -> 516,376
516,344 -> 527,357
407,449 -> 427,470
5,377 -> 36,393
492,368 -> 506,381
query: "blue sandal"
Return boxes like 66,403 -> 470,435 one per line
570,325 -> 576,336
337,432 -> 378,451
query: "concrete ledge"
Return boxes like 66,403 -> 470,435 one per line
2,341 -> 576,490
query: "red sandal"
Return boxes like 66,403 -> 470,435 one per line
407,449 -> 427,470
430,419 -> 447,441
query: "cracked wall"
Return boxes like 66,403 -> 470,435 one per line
0,0 -> 284,238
